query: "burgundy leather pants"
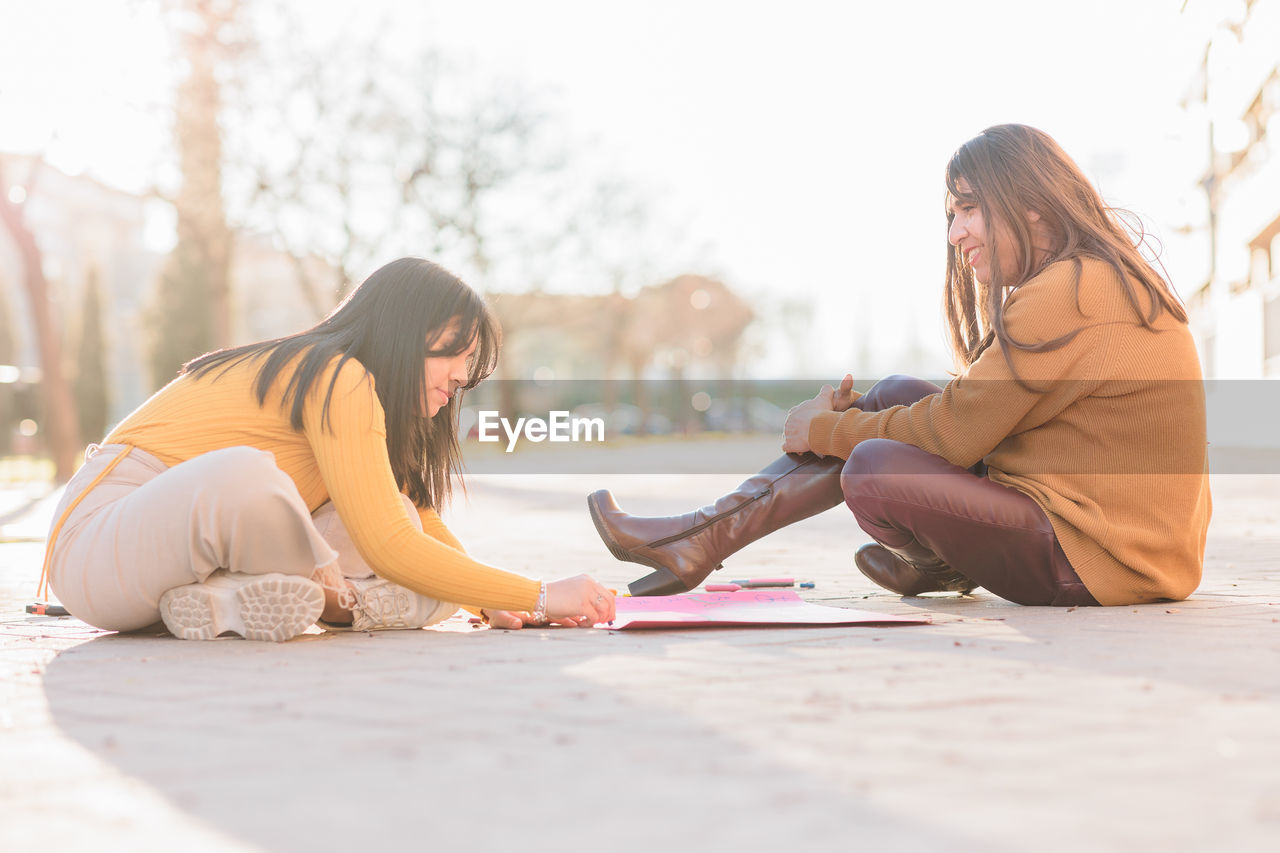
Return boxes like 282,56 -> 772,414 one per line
839,375 -> 1099,607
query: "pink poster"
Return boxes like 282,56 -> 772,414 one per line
605,590 -> 931,630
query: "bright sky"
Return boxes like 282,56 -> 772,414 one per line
0,0 -> 1231,377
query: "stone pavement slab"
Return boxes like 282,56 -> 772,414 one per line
1,443 -> 1278,852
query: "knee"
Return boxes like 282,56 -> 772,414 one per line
201,446 -> 288,488
840,439 -> 910,507
193,447 -> 299,514
844,438 -> 911,476
879,373 -> 921,388
859,375 -> 942,411
312,493 -> 421,535
840,439 -> 956,505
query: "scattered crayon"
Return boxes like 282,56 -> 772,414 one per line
26,603 -> 70,617
799,582 -> 816,589
728,578 -> 795,588
705,583 -> 742,592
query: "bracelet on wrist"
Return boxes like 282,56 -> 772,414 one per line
531,581 -> 548,624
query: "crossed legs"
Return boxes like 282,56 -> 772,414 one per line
49,444 -> 453,637
839,375 -> 1098,606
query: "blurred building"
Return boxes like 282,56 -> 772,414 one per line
481,275 -> 757,433
1,153 -> 750,444
0,154 -> 334,442
229,234 -> 333,345
488,274 -> 754,382
1183,0 -> 1280,378
0,153 -> 161,427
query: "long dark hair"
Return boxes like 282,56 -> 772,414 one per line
943,124 -> 1187,370
184,257 -> 500,508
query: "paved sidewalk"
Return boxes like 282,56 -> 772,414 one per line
1,442 -> 1278,852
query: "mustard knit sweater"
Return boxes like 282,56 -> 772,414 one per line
106,355 -> 542,612
807,257 -> 1212,605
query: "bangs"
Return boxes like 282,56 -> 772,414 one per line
463,310 -> 500,390
945,157 -> 979,206
422,290 -> 501,391
944,151 -> 981,223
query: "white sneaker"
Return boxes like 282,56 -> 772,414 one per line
343,576 -> 456,631
159,570 -> 324,642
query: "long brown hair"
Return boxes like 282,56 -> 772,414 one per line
185,258 -> 500,509
943,124 -> 1187,370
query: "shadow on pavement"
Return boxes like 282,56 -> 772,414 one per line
42,627 -> 982,853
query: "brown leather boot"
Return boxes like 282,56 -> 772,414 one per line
854,543 -> 977,596
588,453 -> 846,595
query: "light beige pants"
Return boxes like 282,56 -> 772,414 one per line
47,444 -> 431,632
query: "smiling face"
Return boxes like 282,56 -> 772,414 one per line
422,318 -> 478,418
947,176 -> 1053,288
948,177 -> 1008,286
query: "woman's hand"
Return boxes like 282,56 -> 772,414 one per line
483,574 -> 616,629
481,608 -> 606,629
546,574 -> 616,625
482,609 -> 531,629
832,374 -> 857,412
783,384 -> 839,454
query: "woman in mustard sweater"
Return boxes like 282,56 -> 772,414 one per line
43,258 -> 615,640
590,124 -> 1211,606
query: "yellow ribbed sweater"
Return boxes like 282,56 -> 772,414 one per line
808,257 -> 1212,605
106,354 -> 542,612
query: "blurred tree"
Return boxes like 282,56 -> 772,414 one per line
233,30 -> 565,315
149,0 -> 239,388
152,3 -> 707,408
224,20 -> 583,427
403,86 -> 559,282
0,158 -> 80,481
233,31 -> 394,315
0,276 -> 14,365
149,224 -> 219,387
74,269 -> 110,445
555,180 -> 676,404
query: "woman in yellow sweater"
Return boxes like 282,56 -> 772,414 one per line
590,124 -> 1211,606
44,258 -> 615,640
